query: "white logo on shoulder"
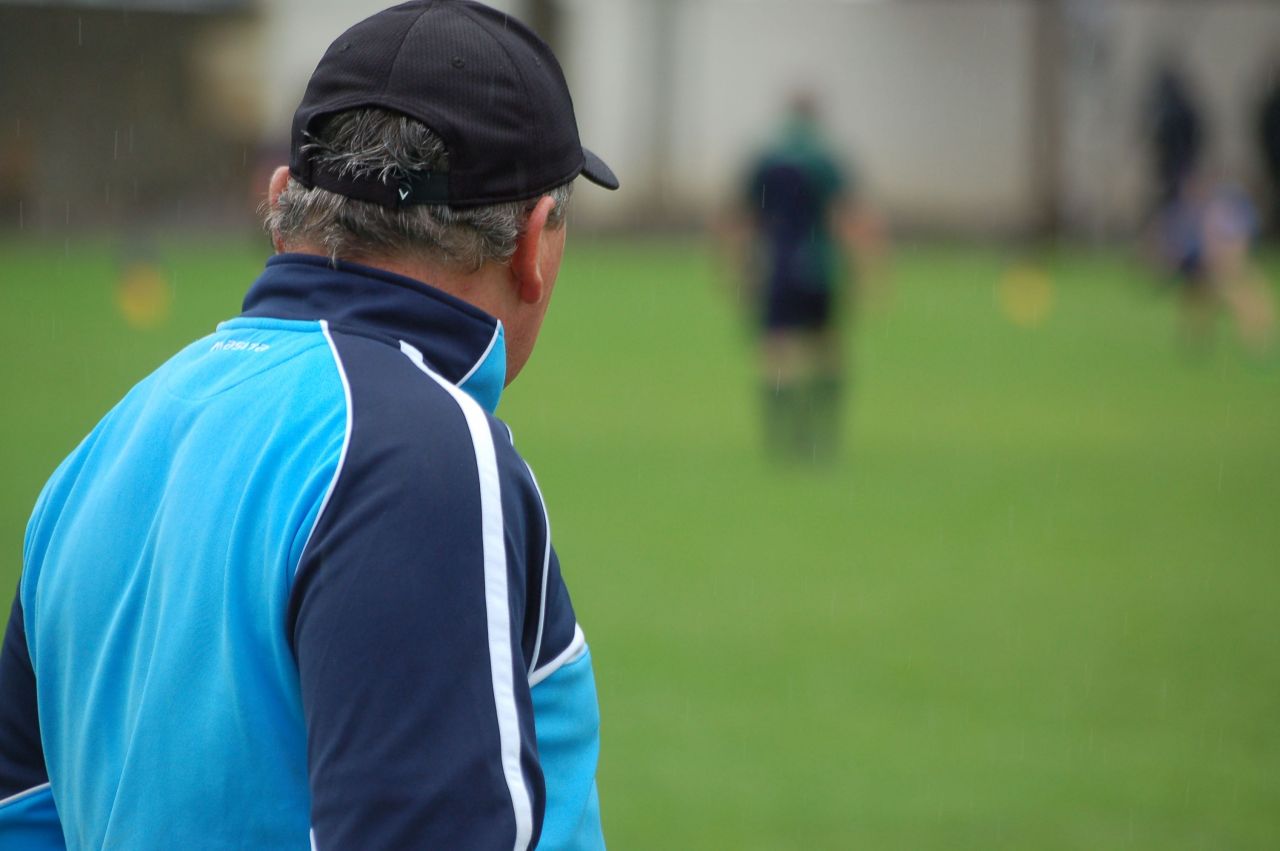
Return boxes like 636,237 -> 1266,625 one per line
211,339 -> 270,353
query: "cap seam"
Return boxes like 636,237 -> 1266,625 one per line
382,3 -> 436,98
452,2 -> 546,179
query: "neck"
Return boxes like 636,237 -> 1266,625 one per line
279,245 -> 514,319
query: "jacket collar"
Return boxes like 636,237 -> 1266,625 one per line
240,253 -> 507,413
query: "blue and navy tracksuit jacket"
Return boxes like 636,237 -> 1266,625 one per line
0,253 -> 604,850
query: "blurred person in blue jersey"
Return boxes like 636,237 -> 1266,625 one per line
0,2 -> 617,849
1150,170 -> 1275,355
721,92 -> 885,464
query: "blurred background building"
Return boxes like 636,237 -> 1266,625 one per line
2,0 -> 1279,236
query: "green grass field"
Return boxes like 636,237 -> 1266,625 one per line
2,236 -> 1278,849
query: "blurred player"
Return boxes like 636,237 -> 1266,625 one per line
1150,171 -> 1276,355
1146,63 -> 1204,211
720,93 -> 884,464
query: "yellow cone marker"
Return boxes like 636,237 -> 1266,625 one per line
116,263 -> 173,330
997,263 -> 1054,329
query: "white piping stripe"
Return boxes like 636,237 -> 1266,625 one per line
529,623 -> 587,688
296,320 -> 354,576
399,340 -> 533,851
523,461 -> 552,673
0,782 -> 51,809
457,321 -> 503,387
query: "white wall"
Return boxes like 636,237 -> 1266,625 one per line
563,0 -> 1280,234
562,0 -> 1039,231
556,0 -> 658,221
691,0 -> 1035,230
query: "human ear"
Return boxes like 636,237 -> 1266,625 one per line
511,195 -> 557,305
267,166 -> 291,253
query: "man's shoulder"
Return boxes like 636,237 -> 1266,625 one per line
325,327 -> 467,427
323,327 -> 536,491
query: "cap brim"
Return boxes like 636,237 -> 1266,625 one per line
581,147 -> 619,190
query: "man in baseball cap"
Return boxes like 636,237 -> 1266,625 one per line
0,2 -> 614,849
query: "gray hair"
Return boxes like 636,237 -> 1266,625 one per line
264,108 -> 572,271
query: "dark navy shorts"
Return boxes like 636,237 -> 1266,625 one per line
763,284 -> 834,332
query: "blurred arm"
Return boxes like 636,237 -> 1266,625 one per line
834,196 -> 891,301
712,205 -> 763,310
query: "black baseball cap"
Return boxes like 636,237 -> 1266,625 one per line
289,0 -> 618,208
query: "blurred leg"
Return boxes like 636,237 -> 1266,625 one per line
808,325 -> 844,463
1208,241 -> 1276,355
1178,281 -> 1216,354
761,331 -> 807,462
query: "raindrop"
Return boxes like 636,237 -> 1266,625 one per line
17,200 -> 23,230
113,129 -> 120,160
77,16 -> 83,47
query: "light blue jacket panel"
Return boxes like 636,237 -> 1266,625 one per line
0,784 -> 63,850
22,320 -> 340,849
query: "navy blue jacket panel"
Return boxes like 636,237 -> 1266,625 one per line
291,328 -> 547,849
0,592 -> 45,795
